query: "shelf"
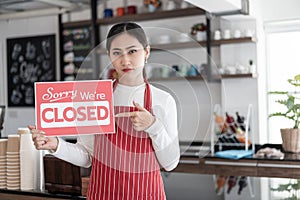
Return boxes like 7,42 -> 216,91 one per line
149,75 -> 204,82
96,7 -> 205,25
151,41 -> 203,50
62,8 -> 205,28
96,37 -> 256,54
61,7 -> 257,82
221,73 -> 257,79
62,20 -> 91,29
151,37 -> 256,49
149,74 -> 257,82
211,37 -> 256,46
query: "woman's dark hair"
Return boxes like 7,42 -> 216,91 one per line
106,22 -> 149,51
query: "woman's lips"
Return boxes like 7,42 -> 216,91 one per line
122,68 -> 133,72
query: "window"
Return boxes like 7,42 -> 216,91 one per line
266,20 -> 300,143
265,20 -> 300,200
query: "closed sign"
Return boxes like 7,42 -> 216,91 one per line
35,80 -> 115,136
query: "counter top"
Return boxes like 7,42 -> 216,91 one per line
0,189 -> 86,200
1,143 -> 297,199
175,143 -> 300,179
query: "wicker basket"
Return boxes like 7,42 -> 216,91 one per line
281,128 -> 300,153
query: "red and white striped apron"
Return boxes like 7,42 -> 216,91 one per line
87,81 -> 166,200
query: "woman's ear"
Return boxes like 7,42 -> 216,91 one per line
145,45 -> 150,60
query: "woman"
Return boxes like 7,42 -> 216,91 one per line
29,22 -> 180,200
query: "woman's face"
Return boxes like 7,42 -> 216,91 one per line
109,33 -> 149,82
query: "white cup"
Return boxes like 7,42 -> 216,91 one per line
218,68 -> 225,74
225,66 -> 236,74
234,30 -> 241,38
196,32 -> 206,41
223,29 -> 231,39
214,30 -> 221,40
245,29 -> 253,37
166,0 -> 176,10
181,1 -> 189,9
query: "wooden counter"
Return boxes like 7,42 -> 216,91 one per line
1,148 -> 298,199
174,154 -> 300,179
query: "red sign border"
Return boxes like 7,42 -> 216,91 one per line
35,80 -> 115,136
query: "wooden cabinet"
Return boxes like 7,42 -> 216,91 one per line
43,155 -> 82,196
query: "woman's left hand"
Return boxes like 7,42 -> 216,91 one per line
115,101 -> 155,131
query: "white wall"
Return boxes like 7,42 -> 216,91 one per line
259,0 -> 300,22
0,15 -> 59,136
151,80 -> 221,142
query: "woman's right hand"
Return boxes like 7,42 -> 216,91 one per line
28,125 -> 58,151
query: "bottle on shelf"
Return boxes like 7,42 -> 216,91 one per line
236,112 -> 246,131
214,114 -> 227,133
225,112 -> 237,133
248,60 -> 256,74
215,175 -> 226,195
227,176 -> 238,194
238,176 -> 248,195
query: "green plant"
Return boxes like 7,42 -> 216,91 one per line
268,74 -> 300,129
271,179 -> 300,200
190,23 -> 207,35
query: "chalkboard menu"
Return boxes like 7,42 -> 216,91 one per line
7,35 -> 56,107
61,26 -> 93,81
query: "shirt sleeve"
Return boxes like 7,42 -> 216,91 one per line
145,95 -> 180,171
51,135 -> 94,168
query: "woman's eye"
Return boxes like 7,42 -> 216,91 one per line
112,51 -> 121,56
128,49 -> 137,54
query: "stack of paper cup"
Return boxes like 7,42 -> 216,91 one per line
0,139 -> 8,189
36,150 -> 44,191
6,134 -> 20,190
19,127 -> 40,190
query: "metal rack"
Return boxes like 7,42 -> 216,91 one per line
210,104 -> 255,198
210,104 -> 255,156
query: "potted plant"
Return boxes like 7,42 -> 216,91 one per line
190,23 -> 207,41
268,74 -> 300,153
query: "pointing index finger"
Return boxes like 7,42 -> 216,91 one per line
115,112 -> 135,118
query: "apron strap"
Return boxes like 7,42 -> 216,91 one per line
113,79 -> 152,112
144,80 -> 152,112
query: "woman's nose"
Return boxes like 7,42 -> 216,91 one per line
120,54 -> 130,66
